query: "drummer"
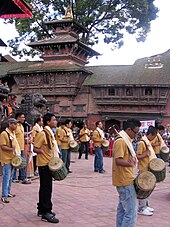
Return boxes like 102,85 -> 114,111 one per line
112,118 -> 141,227
59,119 -> 73,173
136,126 -> 157,216
92,121 -> 106,173
78,123 -> 90,160
0,118 -> 19,203
151,125 -> 165,158
33,113 -> 60,223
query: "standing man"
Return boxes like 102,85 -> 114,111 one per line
112,118 -> 141,227
13,112 -> 31,184
78,123 -> 90,160
32,117 -> 43,176
0,118 -> 20,203
151,125 -> 165,158
33,113 -> 60,223
136,126 -> 157,216
92,121 -> 106,173
55,122 -> 65,158
59,119 -> 73,173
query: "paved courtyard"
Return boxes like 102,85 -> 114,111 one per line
0,154 -> 170,227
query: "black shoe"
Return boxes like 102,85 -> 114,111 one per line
8,193 -> 16,198
22,179 -> 31,184
41,213 -> 59,223
37,211 -> 56,217
68,170 -> 72,173
99,170 -> 105,173
94,170 -> 98,172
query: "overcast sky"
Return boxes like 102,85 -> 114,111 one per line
0,0 -> 169,66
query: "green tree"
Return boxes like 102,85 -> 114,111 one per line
6,0 -> 158,58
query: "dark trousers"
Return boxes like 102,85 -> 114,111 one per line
33,156 -> 37,173
37,165 -> 53,214
79,141 -> 89,159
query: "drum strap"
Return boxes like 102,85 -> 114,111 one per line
140,139 -> 148,150
43,130 -> 52,150
114,136 -> 131,156
5,130 -> 13,148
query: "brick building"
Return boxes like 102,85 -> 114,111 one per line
0,9 -> 170,130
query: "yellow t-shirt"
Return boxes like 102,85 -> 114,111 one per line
55,126 -> 63,146
92,129 -> 102,147
0,130 -> 15,165
34,131 -> 53,166
32,124 -> 41,141
60,127 -> 72,150
136,141 -> 149,171
151,135 -> 160,154
112,139 -> 135,186
15,123 -> 24,150
79,128 -> 90,142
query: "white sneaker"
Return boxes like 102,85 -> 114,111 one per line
138,208 -> 153,216
146,206 -> 154,212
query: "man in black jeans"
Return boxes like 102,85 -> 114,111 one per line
34,113 -> 60,223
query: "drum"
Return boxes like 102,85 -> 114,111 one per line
48,157 -> 67,181
148,158 -> 166,182
69,140 -> 79,152
11,156 -> 27,169
160,146 -> 169,162
101,140 -> 110,152
134,171 -> 156,199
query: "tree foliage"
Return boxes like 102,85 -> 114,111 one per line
5,0 -> 159,58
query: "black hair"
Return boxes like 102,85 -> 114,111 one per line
15,112 -> 25,119
146,126 -> 157,136
43,113 -> 55,126
64,119 -> 72,126
157,125 -> 165,131
123,119 -> 141,131
35,117 -> 42,124
96,121 -> 102,127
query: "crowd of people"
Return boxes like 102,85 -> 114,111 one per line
0,114 -> 169,225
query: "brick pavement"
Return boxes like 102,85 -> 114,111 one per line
0,154 -> 170,227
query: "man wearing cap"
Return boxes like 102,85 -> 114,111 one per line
0,118 -> 20,203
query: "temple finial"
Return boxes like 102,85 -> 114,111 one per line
63,2 -> 73,19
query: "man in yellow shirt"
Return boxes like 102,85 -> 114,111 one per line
136,126 -> 157,216
151,125 -> 165,158
112,119 -> 141,227
78,123 -> 90,160
34,113 -> 59,224
92,121 -> 106,173
59,119 -> 73,173
32,117 -> 43,175
13,112 -> 31,184
0,118 -> 18,203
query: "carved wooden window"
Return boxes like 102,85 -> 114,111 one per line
60,106 -> 70,112
126,88 -> 133,96
145,88 -> 152,96
43,74 -> 49,84
160,89 -> 167,97
108,88 -> 115,96
74,105 -> 85,112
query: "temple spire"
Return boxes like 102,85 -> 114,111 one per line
62,1 -> 73,19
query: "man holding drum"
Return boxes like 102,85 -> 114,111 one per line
112,119 -> 141,227
0,118 -> 19,203
33,113 -> 60,223
78,123 -> 90,160
136,126 -> 157,216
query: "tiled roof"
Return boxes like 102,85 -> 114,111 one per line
0,50 -> 170,86
27,35 -> 77,46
